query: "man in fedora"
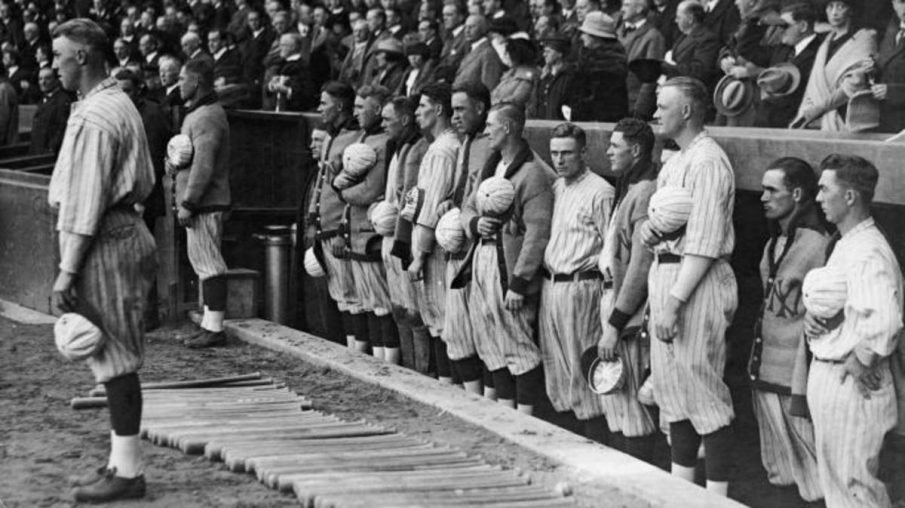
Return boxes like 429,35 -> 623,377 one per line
754,2 -> 821,128
663,1 -> 721,105
532,35 -> 576,120
568,11 -> 628,121
618,0 -> 666,120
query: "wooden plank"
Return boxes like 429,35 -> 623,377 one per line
272,459 -> 487,491
206,433 -> 414,460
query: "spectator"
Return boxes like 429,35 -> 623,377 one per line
793,0 -> 877,131
367,6 -> 391,43
0,2 -> 25,50
0,61 -> 17,146
491,37 -> 540,114
618,0 -> 666,120
239,8 -> 274,105
211,0 -> 232,32
182,31 -> 213,67
434,1 -> 468,83
21,21 -> 42,69
534,15 -> 560,40
29,67 -> 73,155
560,0 -> 579,37
754,2 -> 821,128
650,0 -> 679,48
569,0 -> 600,59
158,54 -> 185,131
663,1 -> 721,101
368,37 -> 408,94
35,43 -> 51,70
453,14 -> 504,90
139,33 -> 160,67
702,0 -> 741,47
4,47 -> 36,104
532,35 -> 575,120
339,18 -> 372,88
266,32 -> 317,111
869,0 -> 905,133
400,41 -> 436,96
568,11 -> 627,121
208,29 -> 241,86
119,17 -> 138,52
228,0 -> 251,41
418,18 -> 443,59
114,37 -> 139,68
386,7 -> 405,38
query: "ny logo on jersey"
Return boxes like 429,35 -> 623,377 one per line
765,278 -> 803,319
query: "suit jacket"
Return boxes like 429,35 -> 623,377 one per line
8,66 -> 36,105
188,50 -> 215,69
369,62 -> 408,96
649,1 -> 679,48
425,36 -> 443,61
754,35 -> 822,128
619,21 -> 666,119
668,26 -> 721,93
29,88 -> 73,155
137,98 -> 172,220
453,38 -> 504,90
703,0 -> 740,47
876,23 -> 905,133
213,48 -> 243,85
240,28 -> 275,86
400,60 -> 436,96
269,57 -> 317,111
0,80 -> 17,146
435,27 -> 469,83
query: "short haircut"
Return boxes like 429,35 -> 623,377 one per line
420,82 -> 453,118
368,7 -> 387,23
768,156 -> 818,201
52,18 -> 109,56
662,76 -> 709,122
322,80 -> 356,111
782,2 -> 817,27
357,83 -> 391,105
159,54 -> 183,69
490,102 -> 525,135
680,1 -> 705,24
613,117 -> 654,159
551,122 -> 586,149
114,67 -> 142,87
183,57 -> 214,88
390,95 -> 416,121
820,153 -> 879,204
452,81 -> 491,113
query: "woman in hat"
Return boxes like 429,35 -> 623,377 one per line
792,0 -> 877,131
490,36 -> 540,115
399,41 -> 436,97
368,37 -> 408,96
532,35 -> 575,120
568,11 -> 628,121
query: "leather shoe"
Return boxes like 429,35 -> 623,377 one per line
68,466 -> 106,487
71,469 -> 146,503
184,330 -> 226,349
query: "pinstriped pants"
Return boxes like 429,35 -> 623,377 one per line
185,212 -> 227,280
752,390 -> 822,502
443,257 -> 476,361
320,236 -> 362,314
79,210 -> 157,383
350,259 -> 392,316
381,237 -> 419,312
415,250 -> 447,337
649,259 -> 737,434
469,244 -> 541,376
538,278 -> 605,420
808,359 -> 896,508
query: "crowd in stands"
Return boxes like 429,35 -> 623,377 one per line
0,0 -> 900,159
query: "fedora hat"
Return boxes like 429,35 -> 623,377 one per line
714,74 -> 756,117
629,58 -> 663,83
757,62 -> 801,98
540,34 -> 570,55
404,40 -> 429,57
846,89 -> 880,132
579,11 -> 617,39
579,345 -> 626,395
373,37 -> 404,56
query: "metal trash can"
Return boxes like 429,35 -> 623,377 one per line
256,225 -> 291,324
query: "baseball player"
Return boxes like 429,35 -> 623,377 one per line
407,83 -> 461,384
442,82 -> 495,397
596,118 -> 659,460
538,122 -> 613,442
309,81 -> 365,350
454,102 -> 554,414
751,157 -> 826,502
804,154 -> 902,508
641,77 -> 736,496
380,96 -> 432,372
50,19 -> 157,502
174,58 -> 231,349
334,85 -> 396,361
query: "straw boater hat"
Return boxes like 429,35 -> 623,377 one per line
802,265 -> 847,320
713,74 -> 756,117
373,37 -> 404,56
757,62 -> 801,99
55,313 -> 105,362
578,11 -> 617,39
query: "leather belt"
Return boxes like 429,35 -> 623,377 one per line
813,356 -> 844,364
542,269 -> 611,287
655,252 -> 681,264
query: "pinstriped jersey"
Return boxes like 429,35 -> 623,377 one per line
412,128 -> 460,254
543,170 -> 614,274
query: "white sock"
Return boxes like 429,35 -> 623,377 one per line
371,346 -> 385,360
671,463 -> 696,483
483,387 -> 497,401
706,480 -> 728,496
200,305 -> 211,330
207,311 -> 225,332
346,335 -> 356,348
109,432 -> 143,478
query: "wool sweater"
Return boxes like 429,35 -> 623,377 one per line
177,98 -> 230,212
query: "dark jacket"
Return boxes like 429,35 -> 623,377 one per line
532,64 -> 575,120
29,88 -> 73,155
649,1 -> 679,48
136,97 -> 172,220
212,47 -> 243,85
668,26 -> 721,93
269,57 -> 316,111
369,61 -> 408,97
703,0 -> 741,47
400,60 -> 436,96
453,38 -> 504,90
239,28 -> 275,87
876,22 -> 905,133
754,35 -> 822,128
569,40 -> 628,122
434,27 -> 469,83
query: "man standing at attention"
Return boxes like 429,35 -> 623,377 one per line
806,154 -> 902,508
642,77 -> 736,496
538,122 -> 613,443
50,18 -> 157,502
175,59 -> 232,349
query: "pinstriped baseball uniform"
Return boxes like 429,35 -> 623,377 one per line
442,132 -> 489,361
539,170 -> 612,420
411,128 -> 460,337
807,218 -> 902,508
648,132 -> 737,435
185,212 -> 227,279
48,78 -> 157,383
598,177 -> 658,438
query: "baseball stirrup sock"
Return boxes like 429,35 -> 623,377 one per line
202,276 -> 227,311
379,315 -> 400,347
491,368 -> 516,401
669,419 -> 702,468
105,373 -> 142,436
366,312 -> 384,348
515,365 -> 543,406
432,336 -> 452,379
703,425 -> 733,482
452,355 -> 482,383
